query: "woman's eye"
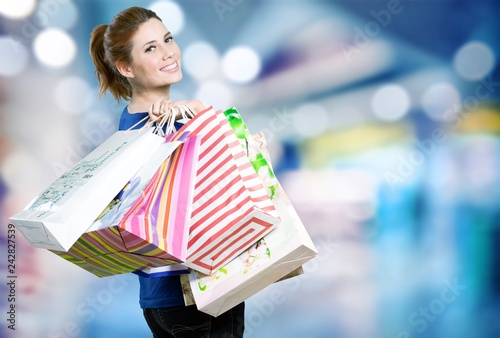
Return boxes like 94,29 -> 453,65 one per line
145,45 -> 156,53
165,36 -> 173,43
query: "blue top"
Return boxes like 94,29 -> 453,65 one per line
118,106 -> 185,308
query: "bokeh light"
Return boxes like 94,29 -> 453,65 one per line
371,84 -> 410,121
0,36 -> 29,77
33,28 -> 76,68
0,0 -> 36,19
148,0 -> 185,35
34,0 -> 79,30
421,82 -> 461,121
222,46 -> 261,84
292,103 -> 330,138
183,41 -> 219,81
453,41 -> 495,81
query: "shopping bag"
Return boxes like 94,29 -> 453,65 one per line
234,116 -> 304,282
161,106 -> 281,275
50,136 -> 200,277
9,128 -> 172,251
181,111 -> 317,317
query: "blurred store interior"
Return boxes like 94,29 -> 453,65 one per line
1,0 -> 499,337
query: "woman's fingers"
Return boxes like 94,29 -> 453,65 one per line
147,103 -> 158,121
148,98 -> 203,123
169,100 -> 203,119
148,97 -> 162,121
148,97 -> 172,121
171,104 -> 182,119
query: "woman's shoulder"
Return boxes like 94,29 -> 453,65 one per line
118,105 -> 148,131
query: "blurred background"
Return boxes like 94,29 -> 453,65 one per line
1,0 -> 500,337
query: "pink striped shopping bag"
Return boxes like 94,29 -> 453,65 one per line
119,135 -> 201,262
164,106 -> 281,275
51,136 -> 200,277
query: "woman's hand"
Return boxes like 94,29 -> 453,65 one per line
148,97 -> 173,122
148,98 -> 206,122
171,99 -> 206,118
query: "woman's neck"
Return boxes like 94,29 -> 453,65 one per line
128,88 -> 171,113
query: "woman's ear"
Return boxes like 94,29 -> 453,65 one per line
115,61 -> 134,78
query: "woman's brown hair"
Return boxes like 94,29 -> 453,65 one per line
89,6 -> 162,102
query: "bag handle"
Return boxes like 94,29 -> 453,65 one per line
126,103 -> 197,135
127,115 -> 150,131
152,104 -> 196,135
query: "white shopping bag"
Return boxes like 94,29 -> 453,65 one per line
9,128 -> 181,251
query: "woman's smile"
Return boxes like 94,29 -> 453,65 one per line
160,61 -> 179,73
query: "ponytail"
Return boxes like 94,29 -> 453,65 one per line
89,24 -> 132,102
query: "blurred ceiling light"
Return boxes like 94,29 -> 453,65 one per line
292,103 -> 330,138
0,0 -> 36,19
0,36 -> 29,76
36,0 -> 79,30
222,46 -> 262,84
371,84 -> 410,122
54,76 -> 94,114
421,82 -> 461,121
234,40 -> 393,107
184,41 -> 219,80
33,28 -> 76,68
196,81 -> 232,110
148,0 -> 184,35
228,0 -> 341,61
453,41 -> 495,81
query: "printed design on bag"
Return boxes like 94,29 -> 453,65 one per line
30,143 -> 128,211
30,160 -> 100,210
224,107 -> 279,200
196,267 -> 229,291
239,238 -> 271,274
254,156 -> 278,200
224,108 -> 251,155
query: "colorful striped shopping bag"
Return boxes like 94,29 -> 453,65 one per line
163,106 -> 281,275
51,136 -> 200,277
119,135 -> 201,262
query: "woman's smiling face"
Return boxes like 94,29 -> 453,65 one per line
125,18 -> 182,90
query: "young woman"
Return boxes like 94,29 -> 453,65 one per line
89,6 -> 245,337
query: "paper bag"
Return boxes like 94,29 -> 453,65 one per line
163,106 -> 281,275
50,137 -> 199,277
183,111 -> 317,317
9,128 -> 169,251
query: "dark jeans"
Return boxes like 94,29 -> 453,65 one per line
143,303 -> 245,338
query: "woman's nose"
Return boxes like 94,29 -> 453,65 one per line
161,45 -> 175,60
